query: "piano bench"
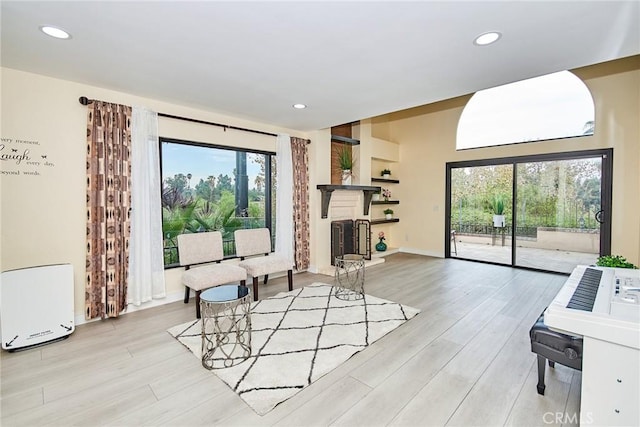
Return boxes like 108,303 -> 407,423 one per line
529,311 -> 583,395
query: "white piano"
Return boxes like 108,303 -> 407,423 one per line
545,265 -> 640,426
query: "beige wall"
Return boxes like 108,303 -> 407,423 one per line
379,56 -> 640,264
307,128 -> 332,273
0,67 -> 309,321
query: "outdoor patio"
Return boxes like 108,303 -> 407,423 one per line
451,240 -> 598,274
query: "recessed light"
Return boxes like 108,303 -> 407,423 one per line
474,31 -> 501,46
40,26 -> 71,40
292,103 -> 307,109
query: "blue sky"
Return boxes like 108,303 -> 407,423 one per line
161,143 -> 262,189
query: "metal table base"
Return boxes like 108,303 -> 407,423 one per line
334,254 -> 365,301
200,285 -> 252,369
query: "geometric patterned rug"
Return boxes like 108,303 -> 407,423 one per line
167,283 -> 420,415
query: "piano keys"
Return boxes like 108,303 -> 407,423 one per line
566,267 -> 601,311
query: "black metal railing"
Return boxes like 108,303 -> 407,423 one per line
452,223 -> 538,238
163,239 -> 237,267
162,217 -> 270,268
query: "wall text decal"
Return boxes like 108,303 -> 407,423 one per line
0,136 -> 56,177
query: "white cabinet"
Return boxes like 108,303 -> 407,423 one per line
581,337 -> 639,426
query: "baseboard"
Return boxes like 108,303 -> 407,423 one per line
73,269 -> 308,326
74,289 -> 185,326
399,247 -> 443,258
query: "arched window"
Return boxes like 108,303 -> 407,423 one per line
457,71 -> 594,150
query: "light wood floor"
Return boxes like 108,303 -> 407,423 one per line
1,254 -> 582,426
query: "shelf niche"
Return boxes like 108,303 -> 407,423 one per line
317,185 -> 381,219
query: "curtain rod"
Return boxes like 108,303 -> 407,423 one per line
78,96 -> 278,138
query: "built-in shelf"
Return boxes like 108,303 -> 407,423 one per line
371,178 -> 400,224
371,218 -> 400,225
372,200 -> 399,205
331,135 -> 360,145
317,184 -> 381,218
371,177 -> 400,184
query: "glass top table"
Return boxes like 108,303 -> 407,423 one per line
201,284 -> 250,303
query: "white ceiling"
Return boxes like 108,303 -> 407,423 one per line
2,1 -> 639,132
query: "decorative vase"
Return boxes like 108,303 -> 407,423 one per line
385,213 -> 393,220
341,170 -> 352,185
375,239 -> 387,252
383,173 -> 390,179
372,193 -> 381,201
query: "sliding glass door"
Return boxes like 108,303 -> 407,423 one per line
449,164 -> 513,265
446,149 -> 612,274
514,157 -> 605,272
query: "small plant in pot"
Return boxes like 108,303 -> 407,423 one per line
384,208 -> 394,219
491,194 -> 506,227
375,231 -> 387,252
335,145 -> 354,185
381,168 -> 391,179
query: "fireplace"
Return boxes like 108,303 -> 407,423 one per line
331,219 -> 371,265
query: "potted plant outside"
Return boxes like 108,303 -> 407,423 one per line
384,208 -> 394,220
492,194 -> 506,227
596,255 -> 638,269
381,169 -> 391,179
335,145 -> 354,185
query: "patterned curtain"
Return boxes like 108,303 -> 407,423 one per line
291,137 -> 310,270
85,101 -> 132,319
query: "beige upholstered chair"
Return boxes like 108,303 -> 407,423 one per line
177,231 -> 247,318
234,228 -> 293,301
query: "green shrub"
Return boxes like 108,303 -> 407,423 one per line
596,255 -> 638,269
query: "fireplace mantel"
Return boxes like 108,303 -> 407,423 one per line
317,185 -> 381,218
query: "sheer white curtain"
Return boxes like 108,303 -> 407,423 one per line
128,106 -> 166,305
275,133 -> 294,262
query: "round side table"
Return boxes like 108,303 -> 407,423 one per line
334,254 -> 365,301
200,285 -> 252,369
